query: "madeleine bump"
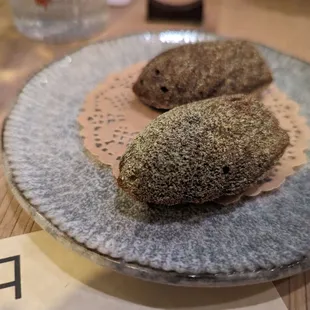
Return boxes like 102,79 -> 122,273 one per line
133,40 -> 273,110
118,95 -> 289,205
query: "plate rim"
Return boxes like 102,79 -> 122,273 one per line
2,30 -> 310,287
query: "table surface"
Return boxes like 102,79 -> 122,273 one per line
1,0 -> 310,309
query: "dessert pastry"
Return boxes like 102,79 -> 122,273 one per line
133,40 -> 273,109
118,94 -> 289,205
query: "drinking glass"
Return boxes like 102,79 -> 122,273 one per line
9,0 -> 108,42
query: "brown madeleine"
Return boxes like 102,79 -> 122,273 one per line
133,40 -> 273,109
118,95 -> 289,205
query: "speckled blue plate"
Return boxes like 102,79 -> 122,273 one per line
3,31 -> 310,287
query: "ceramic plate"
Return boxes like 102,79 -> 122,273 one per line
3,31 -> 310,287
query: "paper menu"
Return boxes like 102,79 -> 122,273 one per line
0,231 -> 287,310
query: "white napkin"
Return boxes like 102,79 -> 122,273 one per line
0,231 -> 287,310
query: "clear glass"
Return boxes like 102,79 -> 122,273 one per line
9,0 -> 108,43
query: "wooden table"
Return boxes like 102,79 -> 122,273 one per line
1,0 -> 310,309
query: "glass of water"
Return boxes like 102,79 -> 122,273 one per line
9,0 -> 108,43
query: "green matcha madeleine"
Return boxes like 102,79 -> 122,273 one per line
118,95 -> 289,205
133,40 -> 273,110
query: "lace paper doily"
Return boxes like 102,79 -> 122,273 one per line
78,63 -> 310,204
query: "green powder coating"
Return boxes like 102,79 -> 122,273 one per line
133,40 -> 273,110
118,95 -> 289,205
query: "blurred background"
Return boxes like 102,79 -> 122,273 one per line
1,0 -> 309,121
1,0 -> 309,117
